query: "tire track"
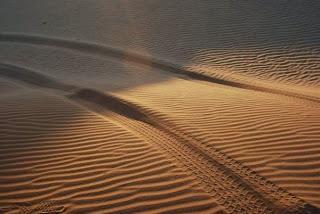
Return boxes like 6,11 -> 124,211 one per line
76,102 -> 317,214
68,91 -> 320,213
0,63 -> 319,213
0,33 -> 319,104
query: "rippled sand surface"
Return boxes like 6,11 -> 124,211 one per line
0,1 -> 319,213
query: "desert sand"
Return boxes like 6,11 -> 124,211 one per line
0,1 -> 319,213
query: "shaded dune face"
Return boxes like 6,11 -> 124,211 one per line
1,0 -> 319,89
0,0 -> 320,213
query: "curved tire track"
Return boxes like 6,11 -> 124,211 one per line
0,63 -> 319,213
0,33 -> 319,104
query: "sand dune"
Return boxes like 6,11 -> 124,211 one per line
0,89 -> 222,213
1,0 -> 320,213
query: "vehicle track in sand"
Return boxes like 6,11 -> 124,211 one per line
1,62 -> 319,214
0,33 -> 319,104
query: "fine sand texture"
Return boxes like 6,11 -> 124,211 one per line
0,1 -> 319,213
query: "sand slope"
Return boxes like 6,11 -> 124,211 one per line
0,0 -> 320,213
0,86 -> 222,213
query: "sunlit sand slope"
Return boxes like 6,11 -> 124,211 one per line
0,86 -> 222,213
115,79 -> 320,207
0,61 -> 318,213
